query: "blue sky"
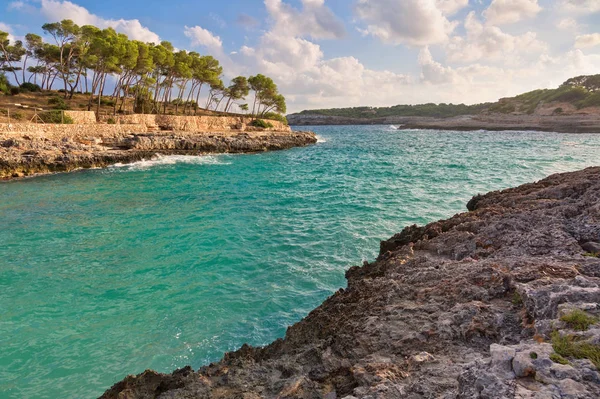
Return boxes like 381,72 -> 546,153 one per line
2,0 -> 600,112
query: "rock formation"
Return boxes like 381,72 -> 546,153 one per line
0,130 -> 316,180
101,167 -> 600,398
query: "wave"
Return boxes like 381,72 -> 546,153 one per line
316,135 -> 328,143
110,154 -> 231,171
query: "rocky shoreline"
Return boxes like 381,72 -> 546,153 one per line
101,167 -> 600,398
0,130 -> 317,180
287,113 -> 600,133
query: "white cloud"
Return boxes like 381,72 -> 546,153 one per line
38,0 -> 160,43
265,0 -> 345,39
559,0 -> 600,13
446,12 -> 547,63
184,25 -> 223,52
354,0 -> 456,46
484,0 -> 541,25
557,17 -> 579,30
7,1 -> 25,10
0,22 -> 15,41
435,0 -> 470,15
575,33 -> 600,48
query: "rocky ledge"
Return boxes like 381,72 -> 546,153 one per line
102,167 -> 600,399
0,130 -> 317,180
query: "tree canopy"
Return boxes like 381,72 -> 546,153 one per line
0,20 -> 287,119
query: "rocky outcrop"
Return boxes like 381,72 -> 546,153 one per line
101,167 -> 600,399
0,130 -> 316,180
287,113 -> 600,133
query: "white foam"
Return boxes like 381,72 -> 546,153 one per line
110,154 -> 231,171
316,135 -> 328,143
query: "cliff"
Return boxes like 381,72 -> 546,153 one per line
0,117 -> 314,179
101,167 -> 600,398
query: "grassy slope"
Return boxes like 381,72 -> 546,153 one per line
296,74 -> 600,119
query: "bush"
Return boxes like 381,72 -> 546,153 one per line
107,117 -> 116,125
250,119 -> 274,129
0,73 -> 10,94
39,110 -> 73,124
553,107 -> 563,115
100,98 -> 115,107
10,87 -> 20,96
560,309 -> 598,331
11,112 -> 23,120
47,96 -> 70,110
263,112 -> 288,125
552,331 -> 600,369
20,82 -> 41,92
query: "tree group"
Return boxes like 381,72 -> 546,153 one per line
0,20 -> 287,118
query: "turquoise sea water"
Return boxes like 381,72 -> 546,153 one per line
1,126 -> 599,398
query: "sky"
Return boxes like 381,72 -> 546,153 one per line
1,0 -> 600,113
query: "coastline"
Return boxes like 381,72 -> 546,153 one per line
101,167 -> 600,398
0,127 -> 317,181
287,114 -> 600,133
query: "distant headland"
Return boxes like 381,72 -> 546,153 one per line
288,75 -> 600,133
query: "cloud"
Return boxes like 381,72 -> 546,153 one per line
575,33 -> 600,48
265,0 -> 345,39
7,1 -> 25,10
559,0 -> 600,13
354,0 -> 456,46
38,0 -> 160,43
435,0 -> 469,15
184,25 -> 223,52
0,22 -> 16,41
484,0 -> 541,25
446,12 -> 547,63
557,17 -> 579,30
236,13 -> 260,30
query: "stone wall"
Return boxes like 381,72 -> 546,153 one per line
64,111 -> 97,124
0,123 -> 147,140
111,114 -> 291,132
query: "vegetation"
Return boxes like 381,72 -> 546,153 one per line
560,309 -> 598,331
299,103 -> 491,119
551,331 -> 600,369
0,20 -> 286,121
549,352 -> 570,365
296,74 -> 600,118
47,96 -> 70,110
584,252 -> 599,258
250,119 -> 274,129
39,110 -> 73,124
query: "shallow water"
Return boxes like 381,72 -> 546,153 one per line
1,126 -> 599,398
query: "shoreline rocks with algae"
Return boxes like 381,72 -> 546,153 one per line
101,167 -> 600,398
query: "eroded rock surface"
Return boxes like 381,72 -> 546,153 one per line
0,130 -> 317,180
101,167 -> 600,399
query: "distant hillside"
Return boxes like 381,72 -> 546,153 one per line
289,74 -> 600,122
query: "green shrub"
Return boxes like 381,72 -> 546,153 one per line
552,331 -> 600,369
47,96 -> 70,110
550,353 -> 569,365
584,252 -> 599,258
10,87 -> 20,96
107,117 -> 116,125
576,92 -> 600,109
11,112 -> 23,120
100,98 -> 115,107
20,82 -> 41,92
553,107 -> 563,115
263,112 -> 288,125
512,292 -> 523,306
560,310 -> 598,331
39,110 -> 73,124
250,119 -> 274,129
0,73 -> 10,94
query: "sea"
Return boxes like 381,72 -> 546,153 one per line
1,125 -> 599,398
